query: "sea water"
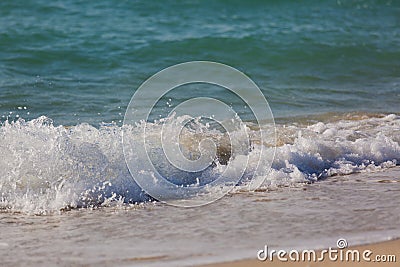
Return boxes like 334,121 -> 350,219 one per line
0,0 -> 399,266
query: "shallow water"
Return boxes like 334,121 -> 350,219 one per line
1,0 -> 400,266
1,167 -> 400,267
1,113 -> 400,266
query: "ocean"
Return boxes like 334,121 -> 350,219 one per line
0,0 -> 399,266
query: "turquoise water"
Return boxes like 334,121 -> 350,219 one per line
1,0 -> 400,209
1,0 -> 399,125
1,2 -> 400,266
1,0 -> 400,211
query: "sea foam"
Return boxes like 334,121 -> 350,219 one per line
0,113 -> 399,214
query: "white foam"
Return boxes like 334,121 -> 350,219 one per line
0,114 -> 399,213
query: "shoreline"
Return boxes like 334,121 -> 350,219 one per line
199,238 -> 400,267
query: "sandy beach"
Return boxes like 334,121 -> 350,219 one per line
200,239 -> 400,267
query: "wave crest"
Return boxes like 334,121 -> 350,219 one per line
0,113 -> 399,214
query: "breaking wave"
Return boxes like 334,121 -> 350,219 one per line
0,113 -> 399,214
